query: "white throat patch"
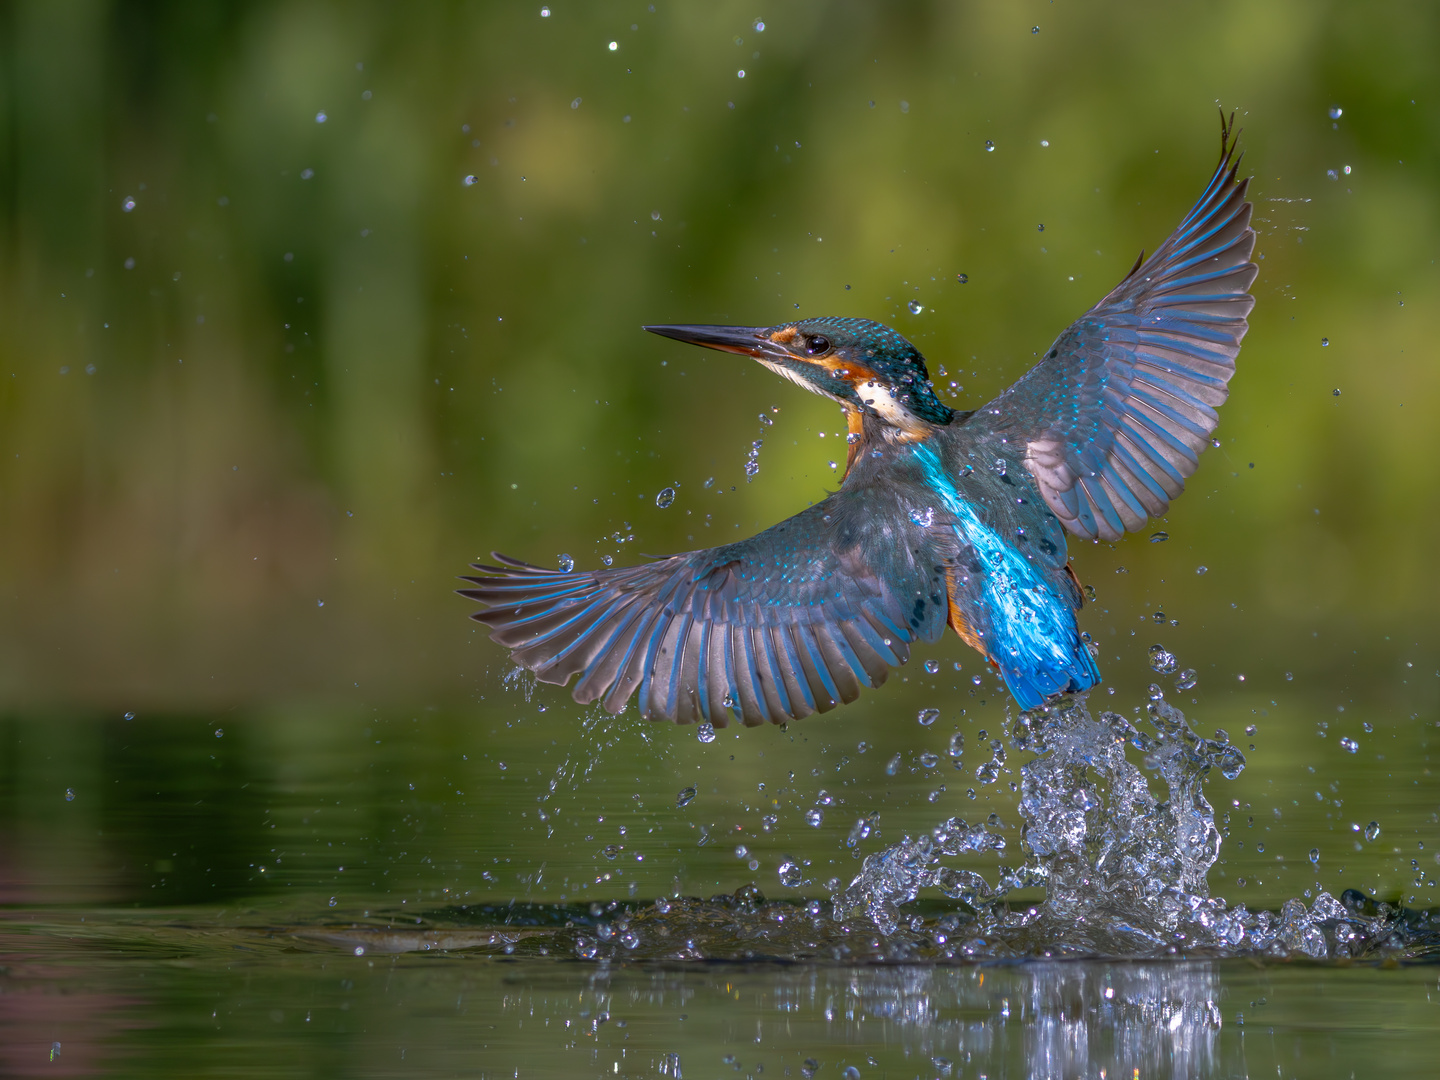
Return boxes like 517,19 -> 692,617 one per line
858,380 -> 929,439
757,358 -> 850,406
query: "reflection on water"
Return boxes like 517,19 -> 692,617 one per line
4,906 -> 1438,1079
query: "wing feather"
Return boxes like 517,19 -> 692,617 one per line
976,114 -> 1256,541
463,491 -> 948,724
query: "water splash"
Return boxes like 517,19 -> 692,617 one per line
503,665 -> 537,702
817,693 -> 1421,958
743,411 -> 777,482
458,678 -> 1433,962
828,694 -> 1248,947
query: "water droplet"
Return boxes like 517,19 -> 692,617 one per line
847,813 -> 877,847
1175,668 -> 1198,691
463,175 -> 478,186
805,808 -> 824,827
917,707 -> 939,727
734,844 -> 749,859
908,506 -> 935,527
602,844 -> 621,860
121,197 -> 136,212
948,732 -> 965,758
608,41 -> 618,51
984,140 -> 995,152
600,554 -> 613,567
1321,337 -> 1329,347
1285,671 -> 1294,681
1083,584 -> 1097,602
856,740 -> 870,754
777,860 -> 801,887
123,711 -> 135,721
64,788 -> 75,802
920,751 -> 939,769
1031,25 -> 1040,33
907,299 -> 923,314
1149,531 -> 1169,543
885,753 -> 901,776
753,19 -> 765,31
956,273 -> 969,284
676,785 -> 697,807
1196,565 -> 1208,575
1037,223 -> 1045,232
1308,847 -> 1320,866
557,553 -> 574,572
1148,645 -> 1178,674
650,210 -> 662,221
540,6 -> 550,16
1329,106 -> 1343,119
1332,388 -> 1341,396
843,1067 -> 861,1080
214,728 -> 224,739
1339,736 -> 1359,753
655,486 -> 676,508
315,111 -> 327,123
737,69 -> 745,78
924,659 -> 940,674
1365,821 -> 1381,842
696,723 -> 716,744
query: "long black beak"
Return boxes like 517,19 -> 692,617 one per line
643,324 -> 787,360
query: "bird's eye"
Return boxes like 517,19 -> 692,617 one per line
804,334 -> 831,355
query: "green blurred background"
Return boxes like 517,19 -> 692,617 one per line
0,0 -> 1436,912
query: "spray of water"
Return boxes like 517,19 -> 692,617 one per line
462,663 -> 1432,962
824,691 -> 1417,958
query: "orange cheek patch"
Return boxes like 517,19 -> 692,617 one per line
819,357 -> 877,381
768,327 -> 799,346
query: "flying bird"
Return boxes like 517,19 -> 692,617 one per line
462,117 -> 1255,725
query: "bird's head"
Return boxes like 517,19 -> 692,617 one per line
645,317 -> 954,436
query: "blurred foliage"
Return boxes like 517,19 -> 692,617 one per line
0,0 -> 1435,715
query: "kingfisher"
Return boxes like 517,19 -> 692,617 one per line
461,118 -> 1255,724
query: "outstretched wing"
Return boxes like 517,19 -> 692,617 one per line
979,115 -> 1256,541
460,496 -> 951,726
